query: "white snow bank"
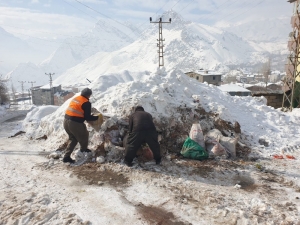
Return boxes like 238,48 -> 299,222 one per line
22,68 -> 300,157
22,105 -> 59,138
0,106 -> 5,117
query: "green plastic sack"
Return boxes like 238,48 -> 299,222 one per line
181,137 -> 208,160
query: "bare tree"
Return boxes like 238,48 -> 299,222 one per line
0,76 -> 9,104
10,82 -> 17,104
261,57 -> 271,88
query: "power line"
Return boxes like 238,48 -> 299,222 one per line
28,81 -> 36,89
170,0 -> 183,9
18,81 -> 26,98
0,29 -> 155,49
62,0 -> 99,21
136,0 -> 171,30
73,0 -> 132,30
196,0 -> 242,22
177,0 -> 195,13
226,0 -> 266,22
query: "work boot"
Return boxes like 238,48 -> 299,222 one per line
80,149 -> 92,153
63,156 -> 75,164
156,158 -> 161,165
124,160 -> 133,167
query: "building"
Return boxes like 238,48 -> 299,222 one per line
30,86 -> 42,105
246,84 -> 285,109
54,90 -> 75,106
31,85 -> 62,105
218,84 -> 252,96
185,70 -> 222,86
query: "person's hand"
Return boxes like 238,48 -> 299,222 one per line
98,114 -> 103,124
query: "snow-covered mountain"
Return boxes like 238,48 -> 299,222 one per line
39,19 -> 142,75
222,18 -> 290,55
225,18 -> 290,43
6,11 -> 291,91
53,11 -> 265,87
0,27 -> 42,74
5,63 -> 45,89
6,19 -> 142,91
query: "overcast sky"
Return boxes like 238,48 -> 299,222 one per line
0,0 -> 294,42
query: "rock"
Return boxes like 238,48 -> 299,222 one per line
234,121 -> 241,133
96,156 -> 105,164
48,152 -> 60,159
234,184 -> 241,189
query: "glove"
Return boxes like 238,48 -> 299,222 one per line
98,114 -> 103,125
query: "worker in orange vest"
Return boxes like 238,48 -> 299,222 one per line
63,88 -> 98,163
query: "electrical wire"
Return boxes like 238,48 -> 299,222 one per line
73,0 -> 134,30
226,0 -> 266,22
3,0 -> 261,48
171,0 -> 183,9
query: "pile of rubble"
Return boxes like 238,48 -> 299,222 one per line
83,105 -> 249,164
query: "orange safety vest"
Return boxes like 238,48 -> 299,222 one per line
65,96 -> 88,118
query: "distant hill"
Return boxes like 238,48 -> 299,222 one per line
6,19 -> 142,91
5,11 -> 291,91
0,26 -> 47,74
53,11 -> 267,87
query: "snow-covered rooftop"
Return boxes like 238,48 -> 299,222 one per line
218,84 -> 252,92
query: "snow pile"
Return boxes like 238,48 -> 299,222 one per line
22,105 -> 59,138
0,105 -> 5,116
15,102 -> 35,111
22,68 -> 300,158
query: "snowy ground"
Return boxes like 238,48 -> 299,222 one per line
1,116 -> 300,225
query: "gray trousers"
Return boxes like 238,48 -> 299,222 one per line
63,118 -> 89,158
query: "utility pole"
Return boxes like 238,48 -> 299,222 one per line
18,81 -> 26,98
262,57 -> 271,88
45,73 -> 55,105
28,81 -> 36,89
283,0 -> 300,110
28,81 -> 36,105
150,17 -> 171,67
27,89 -> 31,105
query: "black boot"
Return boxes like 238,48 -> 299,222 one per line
63,156 -> 75,163
80,149 -> 91,153
156,158 -> 161,165
124,160 -> 133,167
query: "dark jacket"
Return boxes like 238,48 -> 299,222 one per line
128,107 -> 156,133
65,96 -> 98,123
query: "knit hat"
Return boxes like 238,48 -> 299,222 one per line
81,88 -> 92,97
135,105 -> 144,111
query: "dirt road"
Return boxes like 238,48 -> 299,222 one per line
0,118 -> 300,224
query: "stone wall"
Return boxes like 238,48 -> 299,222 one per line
253,94 -> 283,109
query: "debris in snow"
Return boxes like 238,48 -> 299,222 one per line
8,130 -> 25,138
96,156 -> 105,163
234,184 -> 241,189
48,151 -> 61,159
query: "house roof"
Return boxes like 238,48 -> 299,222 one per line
40,84 -> 61,90
218,84 -> 251,93
246,84 -> 283,94
185,70 -> 222,76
